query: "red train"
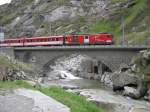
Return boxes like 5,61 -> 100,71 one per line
0,33 -> 113,47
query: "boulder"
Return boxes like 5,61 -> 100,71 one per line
144,89 -> 150,101
111,72 -> 139,89
123,86 -> 140,99
112,70 -> 148,99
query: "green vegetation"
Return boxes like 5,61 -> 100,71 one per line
0,80 -> 105,112
88,0 -> 149,44
134,50 -> 150,81
0,13 -> 16,25
0,0 -> 149,44
0,80 -> 34,89
88,20 -> 113,34
57,0 -> 68,6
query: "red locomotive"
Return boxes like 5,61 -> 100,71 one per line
0,33 -> 113,47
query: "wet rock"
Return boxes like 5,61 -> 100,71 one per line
74,89 -> 150,112
123,86 -> 140,99
129,108 -> 150,112
100,72 -> 113,87
43,54 -> 101,80
60,85 -> 79,90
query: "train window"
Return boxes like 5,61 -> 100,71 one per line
52,38 -> 55,41
107,35 -> 113,38
45,38 -> 48,41
85,36 -> 89,39
56,38 -> 59,41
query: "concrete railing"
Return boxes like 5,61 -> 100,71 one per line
14,45 -> 150,51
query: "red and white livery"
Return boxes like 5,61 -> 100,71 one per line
0,33 -> 113,47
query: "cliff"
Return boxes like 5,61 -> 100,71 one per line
0,0 -> 150,45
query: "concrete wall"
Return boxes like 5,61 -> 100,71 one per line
14,48 -> 141,72
0,47 -> 14,58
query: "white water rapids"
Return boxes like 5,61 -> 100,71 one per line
55,70 -> 81,80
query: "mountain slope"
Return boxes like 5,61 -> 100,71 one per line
0,0 -> 150,45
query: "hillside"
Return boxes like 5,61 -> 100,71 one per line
0,0 -> 150,45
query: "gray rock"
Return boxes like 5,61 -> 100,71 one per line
119,63 -> 130,72
148,89 -> 150,101
0,94 -> 34,112
60,85 -> 79,90
73,89 -> 150,112
0,65 -> 8,81
112,72 -> 139,88
123,86 -> 140,99
0,88 -> 70,112
0,0 -> 112,37
100,72 -> 113,87
145,89 -> 150,101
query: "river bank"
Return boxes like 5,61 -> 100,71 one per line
0,80 -> 105,112
42,78 -> 150,112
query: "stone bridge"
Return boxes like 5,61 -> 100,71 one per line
13,45 -> 150,73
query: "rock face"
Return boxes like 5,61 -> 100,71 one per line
109,50 -> 150,100
0,65 -> 8,81
0,0 -> 110,37
0,53 -> 38,81
0,0 -> 143,40
43,54 -> 107,81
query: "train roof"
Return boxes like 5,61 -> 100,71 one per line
67,33 -> 112,35
2,35 -> 64,41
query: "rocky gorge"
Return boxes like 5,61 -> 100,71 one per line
1,49 -> 150,112
37,50 -> 150,112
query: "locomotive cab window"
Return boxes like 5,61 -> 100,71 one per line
85,36 -> 89,39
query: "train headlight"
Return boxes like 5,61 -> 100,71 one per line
106,40 -> 112,42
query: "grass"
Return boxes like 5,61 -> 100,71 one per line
87,0 -> 148,44
0,80 -> 105,112
88,20 -> 113,34
0,80 -> 34,89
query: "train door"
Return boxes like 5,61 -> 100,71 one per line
72,35 -> 78,45
84,35 -> 89,44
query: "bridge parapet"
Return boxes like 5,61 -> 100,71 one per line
14,45 -> 150,51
